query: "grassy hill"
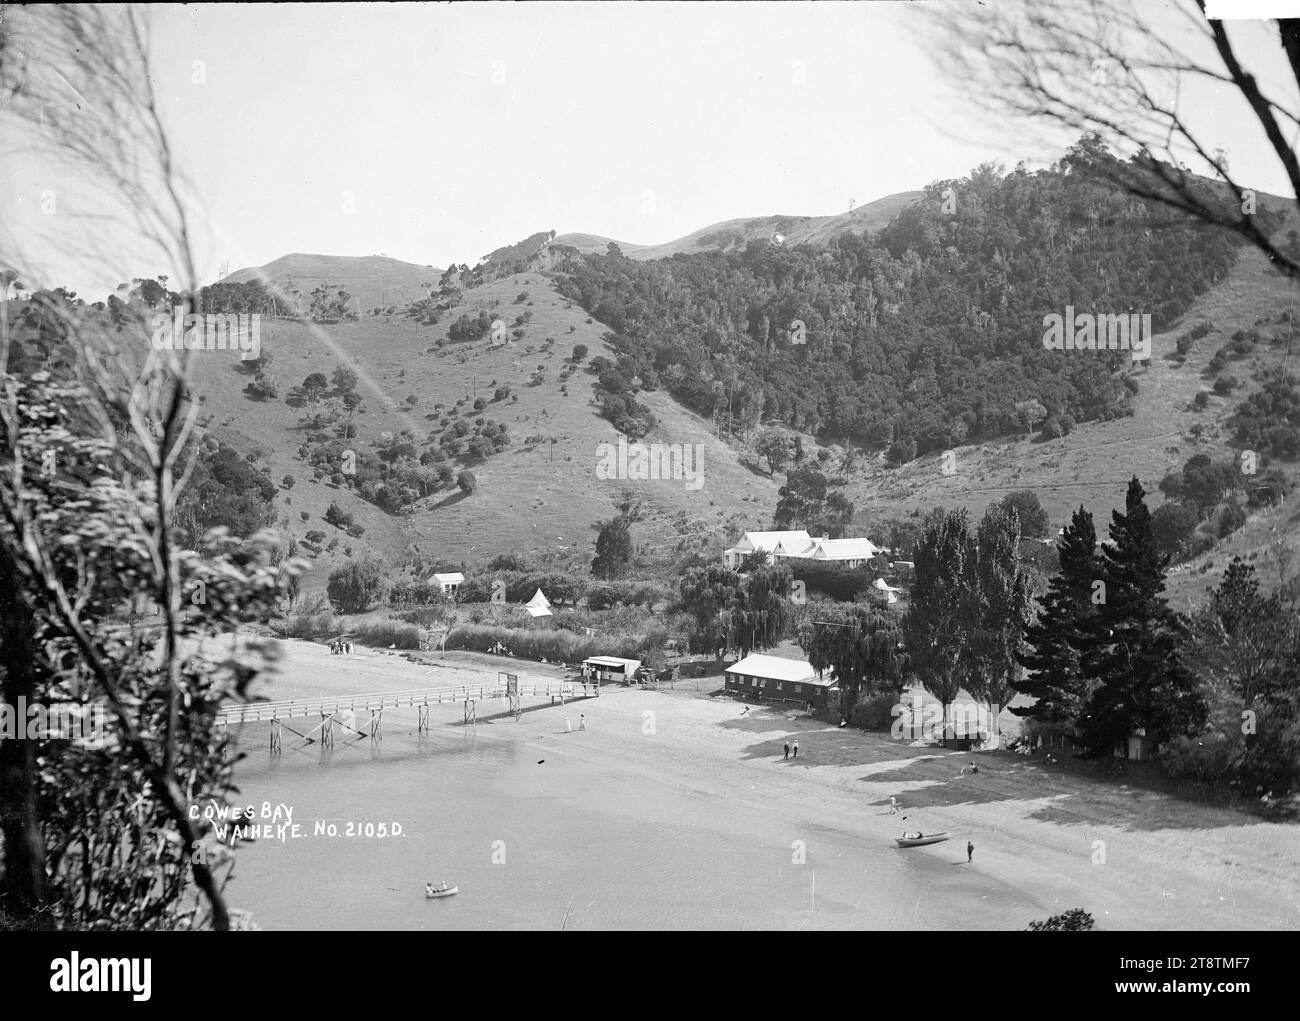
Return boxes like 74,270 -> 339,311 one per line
553,191 -> 921,259
223,253 -> 441,316
184,271 -> 783,592
190,190 -> 1299,612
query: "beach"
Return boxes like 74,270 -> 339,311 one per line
213,638 -> 1300,930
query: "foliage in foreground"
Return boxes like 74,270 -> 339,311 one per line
1027,908 -> 1096,931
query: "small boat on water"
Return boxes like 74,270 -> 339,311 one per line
895,831 -> 950,848
425,885 -> 459,899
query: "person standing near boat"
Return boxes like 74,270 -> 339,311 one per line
889,795 -> 899,814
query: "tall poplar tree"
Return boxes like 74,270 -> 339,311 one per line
902,509 -> 978,739
969,505 -> 1034,742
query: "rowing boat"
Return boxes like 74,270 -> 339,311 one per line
895,832 -> 950,848
425,885 -> 459,899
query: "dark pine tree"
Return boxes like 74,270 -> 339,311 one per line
591,515 -> 633,580
1013,505 -> 1098,732
1077,478 -> 1206,757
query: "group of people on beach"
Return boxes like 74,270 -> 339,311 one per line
330,640 -> 353,656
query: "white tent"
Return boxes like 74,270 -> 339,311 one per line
873,577 -> 904,604
524,588 -> 553,617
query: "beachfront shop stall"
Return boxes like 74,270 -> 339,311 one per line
581,656 -> 642,688
724,653 -> 838,708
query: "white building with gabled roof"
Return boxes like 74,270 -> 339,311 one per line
723,530 -> 813,570
723,530 -> 885,570
795,536 -> 885,568
432,572 -> 465,596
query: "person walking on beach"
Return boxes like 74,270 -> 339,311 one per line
792,739 -> 799,759
967,841 -> 974,863
783,741 -> 790,760
889,795 -> 899,815
578,714 -> 586,731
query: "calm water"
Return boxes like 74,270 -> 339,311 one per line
222,711 -> 1042,930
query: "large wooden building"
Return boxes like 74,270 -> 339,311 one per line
722,530 -> 886,571
724,653 -> 837,707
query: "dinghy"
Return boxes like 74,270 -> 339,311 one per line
425,884 -> 459,899
895,831 -> 950,848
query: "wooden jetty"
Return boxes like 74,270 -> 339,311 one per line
215,677 -> 598,754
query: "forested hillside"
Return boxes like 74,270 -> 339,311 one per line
554,141 -> 1261,459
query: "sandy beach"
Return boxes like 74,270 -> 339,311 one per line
210,637 -> 1300,930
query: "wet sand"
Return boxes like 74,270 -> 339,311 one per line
212,639 -> 1300,930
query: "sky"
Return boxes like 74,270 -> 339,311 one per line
2,1 -> 1297,299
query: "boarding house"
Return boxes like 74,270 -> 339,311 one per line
724,653 -> 838,708
723,530 -> 812,570
723,530 -> 885,571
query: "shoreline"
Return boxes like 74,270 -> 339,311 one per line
215,637 -> 1300,930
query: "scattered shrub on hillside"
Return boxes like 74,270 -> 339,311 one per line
1228,368 -> 1300,460
448,311 -> 494,344
457,470 -> 477,494
1151,502 -> 1199,559
1214,500 -> 1248,539
886,436 -> 917,466
324,501 -> 355,530
326,556 -> 388,613
488,553 -> 529,573
586,584 -> 618,611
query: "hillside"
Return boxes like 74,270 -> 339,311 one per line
223,253 -> 440,315
553,191 -> 921,259
183,271 -> 783,591
184,233 -> 1299,610
185,166 -> 1299,612
837,226 -> 1300,612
